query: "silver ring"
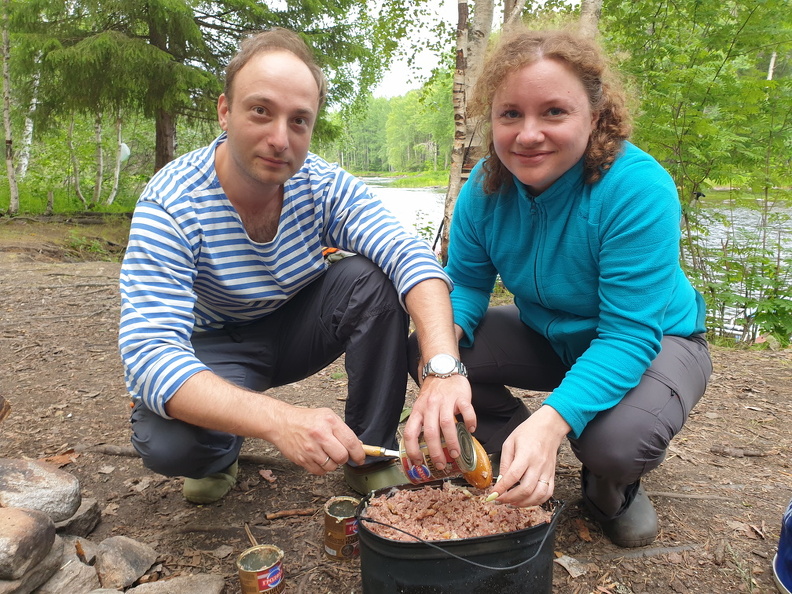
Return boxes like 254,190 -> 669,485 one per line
537,479 -> 550,486
320,455 -> 331,468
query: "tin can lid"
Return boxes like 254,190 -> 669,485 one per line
454,422 -> 477,473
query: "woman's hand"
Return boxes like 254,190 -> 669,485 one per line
488,405 -> 570,507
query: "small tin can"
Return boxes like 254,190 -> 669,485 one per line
324,495 -> 360,560
398,422 -> 477,484
237,544 -> 285,594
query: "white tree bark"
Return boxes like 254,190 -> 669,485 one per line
67,117 -> 88,207
92,112 -> 104,205
105,112 -> 123,206
579,0 -> 603,38
503,0 -> 529,30
16,53 -> 40,180
439,0 -> 495,261
2,0 -> 19,215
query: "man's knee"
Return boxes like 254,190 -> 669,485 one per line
131,403 -> 240,478
331,256 -> 401,308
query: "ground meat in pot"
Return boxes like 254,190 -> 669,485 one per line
360,481 -> 553,542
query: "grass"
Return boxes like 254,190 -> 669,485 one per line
350,170 -> 449,189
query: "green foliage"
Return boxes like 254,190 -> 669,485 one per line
600,0 -> 792,345
601,0 -> 792,202
315,71 -> 453,173
387,171 -> 449,188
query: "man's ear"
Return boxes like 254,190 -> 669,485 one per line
217,94 -> 229,131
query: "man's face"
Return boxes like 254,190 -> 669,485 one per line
217,51 -> 320,191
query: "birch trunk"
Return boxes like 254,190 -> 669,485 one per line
2,0 -> 19,215
92,112 -> 104,205
105,113 -> 123,206
579,0 -> 603,38
439,0 -> 494,262
16,53 -> 40,180
68,117 -> 88,207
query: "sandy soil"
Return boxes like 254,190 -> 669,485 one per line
0,216 -> 790,593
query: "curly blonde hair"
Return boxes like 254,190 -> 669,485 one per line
469,27 -> 632,194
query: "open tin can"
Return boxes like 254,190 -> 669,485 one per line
236,544 -> 285,593
324,495 -> 360,560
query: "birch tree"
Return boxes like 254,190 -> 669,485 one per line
1,0 -> 18,214
579,0 -> 603,39
439,0 -> 528,261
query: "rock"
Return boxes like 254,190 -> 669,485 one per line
126,574 -> 225,593
0,459 -> 81,522
33,544 -> 101,594
95,536 -> 157,590
0,535 -> 64,594
55,497 -> 101,537
0,508 -> 55,581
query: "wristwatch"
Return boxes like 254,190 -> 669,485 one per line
421,354 -> 467,382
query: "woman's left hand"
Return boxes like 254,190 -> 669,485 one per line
489,405 -> 571,507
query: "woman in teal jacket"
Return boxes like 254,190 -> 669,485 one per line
405,28 -> 712,548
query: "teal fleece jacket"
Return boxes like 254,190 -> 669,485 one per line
447,142 -> 706,438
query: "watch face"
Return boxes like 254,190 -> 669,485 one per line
431,354 -> 457,375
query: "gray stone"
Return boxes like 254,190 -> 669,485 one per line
126,574 -> 225,594
55,497 -> 101,537
0,535 -> 64,594
0,508 -> 55,580
86,590 -> 121,593
95,536 -> 157,590
0,459 -> 81,522
33,545 -> 101,594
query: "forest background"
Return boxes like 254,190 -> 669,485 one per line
1,0 -> 791,347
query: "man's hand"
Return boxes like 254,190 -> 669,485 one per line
165,370 -> 365,474
402,373 -> 475,470
266,404 -> 366,473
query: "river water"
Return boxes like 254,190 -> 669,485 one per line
366,179 -> 792,340
365,178 -> 792,259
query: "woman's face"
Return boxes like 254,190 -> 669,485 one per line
491,58 -> 597,195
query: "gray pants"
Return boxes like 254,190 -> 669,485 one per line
409,305 -> 712,519
131,256 -> 409,479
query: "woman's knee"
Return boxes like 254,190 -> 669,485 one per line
573,410 -> 668,480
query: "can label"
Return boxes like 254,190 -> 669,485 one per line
237,544 -> 286,593
399,422 -> 477,485
324,496 -> 360,560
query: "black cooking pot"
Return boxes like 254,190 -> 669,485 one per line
355,480 -> 564,594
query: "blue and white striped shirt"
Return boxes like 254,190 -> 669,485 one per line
119,134 -> 450,418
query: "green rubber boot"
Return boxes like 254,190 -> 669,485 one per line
182,461 -> 239,504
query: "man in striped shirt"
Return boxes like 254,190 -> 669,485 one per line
119,28 -> 474,503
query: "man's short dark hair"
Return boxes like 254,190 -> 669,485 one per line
224,28 -> 327,109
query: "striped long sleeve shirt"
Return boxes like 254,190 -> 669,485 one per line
119,134 -> 450,418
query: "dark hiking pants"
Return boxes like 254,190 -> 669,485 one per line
409,304 -> 712,520
131,255 -> 409,479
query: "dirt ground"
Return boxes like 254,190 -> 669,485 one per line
0,216 -> 791,594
